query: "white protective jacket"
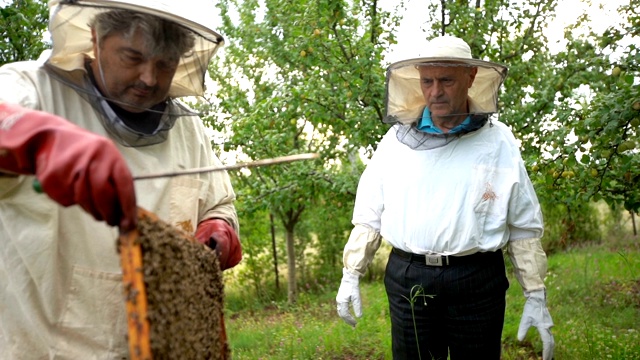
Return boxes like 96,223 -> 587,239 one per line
344,120 -> 544,275
0,60 -> 237,359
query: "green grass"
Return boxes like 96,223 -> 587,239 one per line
225,241 -> 640,359
226,284 -> 391,359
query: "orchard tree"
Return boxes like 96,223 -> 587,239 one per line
558,2 -> 639,216
0,0 -> 48,65
519,1 -> 639,242
203,0 -> 397,303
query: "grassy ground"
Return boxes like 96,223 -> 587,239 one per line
224,240 -> 640,359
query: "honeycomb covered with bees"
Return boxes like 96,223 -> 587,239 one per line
122,210 -> 228,360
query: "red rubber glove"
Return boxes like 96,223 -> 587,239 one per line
194,218 -> 242,270
0,102 -> 137,232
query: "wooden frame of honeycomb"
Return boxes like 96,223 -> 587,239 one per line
118,208 -> 228,360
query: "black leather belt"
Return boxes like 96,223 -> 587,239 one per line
392,248 -> 500,266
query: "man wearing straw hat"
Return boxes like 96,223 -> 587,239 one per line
0,0 -> 241,357
336,35 -> 554,359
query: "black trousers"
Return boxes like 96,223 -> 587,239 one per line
384,249 -> 509,360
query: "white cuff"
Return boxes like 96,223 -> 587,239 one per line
507,238 -> 548,292
343,224 -> 382,276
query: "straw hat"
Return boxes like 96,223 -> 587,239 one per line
384,35 -> 508,125
46,0 -> 224,98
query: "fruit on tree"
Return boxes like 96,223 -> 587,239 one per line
618,143 -> 628,152
612,66 -> 622,77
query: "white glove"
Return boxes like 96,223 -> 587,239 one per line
518,289 -> 555,360
336,268 -> 362,327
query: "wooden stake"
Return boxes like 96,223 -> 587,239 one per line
133,153 -> 319,180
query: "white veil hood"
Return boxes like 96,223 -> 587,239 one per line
46,0 -> 224,97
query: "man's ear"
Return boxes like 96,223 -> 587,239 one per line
90,28 -> 99,53
468,66 -> 478,88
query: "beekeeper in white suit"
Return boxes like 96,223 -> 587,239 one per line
336,35 -> 554,360
0,0 -> 241,357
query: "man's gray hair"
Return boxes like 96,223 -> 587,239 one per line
90,9 -> 196,63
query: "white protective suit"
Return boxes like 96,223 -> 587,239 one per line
339,36 -> 553,359
0,1 -> 236,358
343,119 -> 544,276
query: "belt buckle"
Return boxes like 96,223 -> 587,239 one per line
424,254 -> 443,266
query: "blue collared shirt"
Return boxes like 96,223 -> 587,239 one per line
417,107 -> 471,134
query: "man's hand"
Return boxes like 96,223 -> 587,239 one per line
194,218 -> 242,270
336,268 -> 362,327
518,289 -> 555,360
0,103 -> 137,232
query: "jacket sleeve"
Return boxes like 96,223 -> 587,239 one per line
0,62 -> 41,109
503,130 -> 547,292
342,129 -> 394,276
507,155 -> 544,240
191,116 -> 239,232
198,153 -> 239,232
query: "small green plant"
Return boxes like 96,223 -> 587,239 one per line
400,284 -> 435,360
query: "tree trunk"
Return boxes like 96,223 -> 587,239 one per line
270,212 -> 279,291
285,228 -> 297,304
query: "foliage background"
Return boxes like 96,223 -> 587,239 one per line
0,0 -> 48,65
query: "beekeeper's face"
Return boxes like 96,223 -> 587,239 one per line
90,27 -> 179,113
418,64 -> 477,125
